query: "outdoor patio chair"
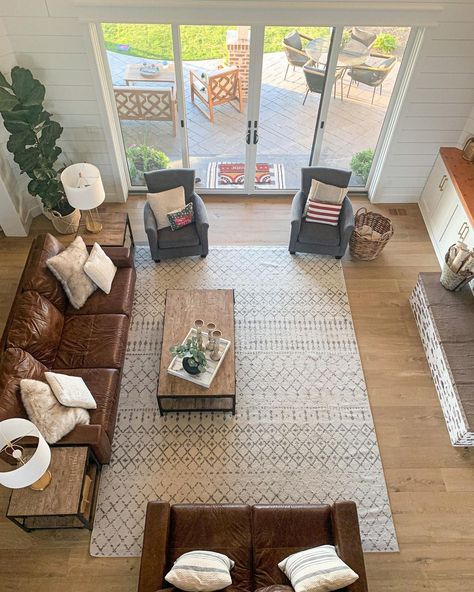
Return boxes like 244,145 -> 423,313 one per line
302,60 -> 344,104
113,86 -> 177,135
350,27 -> 377,49
282,30 -> 313,79
289,167 -> 354,258
347,56 -> 397,104
189,66 -> 243,123
144,168 -> 209,262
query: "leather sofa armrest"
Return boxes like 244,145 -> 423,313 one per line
59,424 -> 112,465
332,501 -> 368,592
138,501 -> 171,592
100,246 -> 135,268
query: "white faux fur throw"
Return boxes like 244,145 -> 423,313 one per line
20,379 -> 90,444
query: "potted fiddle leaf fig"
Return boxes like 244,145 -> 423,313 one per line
170,336 -> 208,375
0,66 -> 80,234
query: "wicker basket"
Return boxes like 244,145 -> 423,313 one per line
440,249 -> 474,291
349,207 -> 394,261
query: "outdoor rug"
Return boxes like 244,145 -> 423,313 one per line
207,162 -> 286,189
90,247 -> 398,556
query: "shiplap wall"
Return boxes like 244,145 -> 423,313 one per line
0,0 -> 473,222
460,105 -> 474,145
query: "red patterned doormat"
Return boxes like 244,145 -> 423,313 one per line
207,162 -> 286,189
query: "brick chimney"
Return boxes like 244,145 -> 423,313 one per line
226,27 -> 250,99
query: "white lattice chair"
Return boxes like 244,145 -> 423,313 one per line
113,86 -> 177,135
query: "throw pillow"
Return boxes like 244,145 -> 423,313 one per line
46,236 -> 96,309
307,179 -> 347,206
44,371 -> 97,410
167,202 -> 194,231
84,242 -> 117,294
305,200 -> 343,226
147,186 -> 186,230
20,379 -> 90,444
165,550 -> 235,592
278,545 -> 358,592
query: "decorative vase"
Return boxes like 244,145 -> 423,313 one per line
194,319 -> 204,351
50,208 -> 81,235
210,330 -> 222,362
182,357 -> 200,375
206,323 -> 216,350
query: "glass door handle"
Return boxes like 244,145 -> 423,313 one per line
246,121 -> 251,145
253,130 -> 259,144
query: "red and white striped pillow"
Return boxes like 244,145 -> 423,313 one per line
305,200 -> 342,226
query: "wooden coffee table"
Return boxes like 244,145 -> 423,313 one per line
157,289 -> 236,415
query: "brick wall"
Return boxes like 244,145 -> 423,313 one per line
227,29 -> 250,99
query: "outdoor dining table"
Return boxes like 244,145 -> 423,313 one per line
124,62 -> 176,86
305,37 -> 370,69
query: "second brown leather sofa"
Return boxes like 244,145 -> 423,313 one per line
138,501 -> 368,592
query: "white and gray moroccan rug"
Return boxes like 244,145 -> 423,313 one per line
90,247 -> 398,556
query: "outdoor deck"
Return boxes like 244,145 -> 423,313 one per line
107,50 -> 398,189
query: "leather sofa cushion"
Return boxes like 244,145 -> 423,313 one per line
298,220 -> 340,246
158,223 -> 200,249
54,314 -> 129,369
53,368 -> 120,440
22,234 -> 67,312
66,267 -> 135,317
7,291 -> 64,367
168,504 -> 253,592
252,505 -> 333,588
0,347 -> 47,419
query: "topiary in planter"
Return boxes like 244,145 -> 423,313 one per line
126,144 -> 170,185
0,66 -> 73,216
350,149 -> 374,185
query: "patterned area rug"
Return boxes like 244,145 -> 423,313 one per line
207,162 -> 286,188
90,247 -> 398,557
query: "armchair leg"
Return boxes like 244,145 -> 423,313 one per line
372,86 -> 376,104
200,254 -> 207,258
284,63 -> 289,80
347,78 -> 353,98
289,251 -> 296,255
335,256 -> 342,259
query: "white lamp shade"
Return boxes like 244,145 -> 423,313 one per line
61,163 -> 105,210
0,418 -> 51,489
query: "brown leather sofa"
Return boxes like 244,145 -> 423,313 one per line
0,233 -> 136,464
138,501 -> 368,592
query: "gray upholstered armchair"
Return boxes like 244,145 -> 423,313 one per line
144,168 -> 209,262
289,167 -> 354,259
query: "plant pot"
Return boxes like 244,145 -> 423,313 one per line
50,208 -> 81,235
182,357 -> 201,375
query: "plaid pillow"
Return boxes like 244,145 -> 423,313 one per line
167,202 -> 194,231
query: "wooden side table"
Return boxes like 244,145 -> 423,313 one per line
76,212 -> 134,249
6,447 -> 101,531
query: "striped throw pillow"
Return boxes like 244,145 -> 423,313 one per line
165,550 -> 235,592
278,545 -> 359,592
305,200 -> 343,226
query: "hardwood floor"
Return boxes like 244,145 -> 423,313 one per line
1,196 -> 473,591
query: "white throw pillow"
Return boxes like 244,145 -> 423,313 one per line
165,550 -> 235,592
147,186 -> 186,230
84,242 -> 117,294
46,236 -> 96,309
20,379 -> 90,444
278,545 -> 359,592
44,372 -> 97,410
306,179 -> 347,210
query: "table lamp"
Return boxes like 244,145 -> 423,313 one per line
61,163 -> 105,233
0,418 -> 52,491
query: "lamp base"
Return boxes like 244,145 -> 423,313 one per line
85,208 -> 102,233
30,470 -> 52,491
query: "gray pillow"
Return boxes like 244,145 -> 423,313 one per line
46,236 -> 96,309
284,30 -> 302,51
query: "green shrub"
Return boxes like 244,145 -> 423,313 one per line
350,149 -> 374,185
126,145 -> 169,185
373,33 -> 397,55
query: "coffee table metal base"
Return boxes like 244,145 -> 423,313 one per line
157,394 -> 236,415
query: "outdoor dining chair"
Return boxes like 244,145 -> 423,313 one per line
302,60 -> 345,104
282,30 -> 313,79
347,56 -> 397,104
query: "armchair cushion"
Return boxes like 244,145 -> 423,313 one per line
298,220 -> 340,246
158,223 -> 200,250
284,30 -> 302,51
147,186 -> 186,230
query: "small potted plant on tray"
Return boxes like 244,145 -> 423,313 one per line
170,336 -> 207,375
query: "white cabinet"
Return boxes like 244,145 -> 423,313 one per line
419,152 -> 473,266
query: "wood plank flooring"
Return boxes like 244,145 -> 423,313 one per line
1,196 -> 473,591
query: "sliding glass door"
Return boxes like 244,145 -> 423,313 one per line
100,22 -> 412,193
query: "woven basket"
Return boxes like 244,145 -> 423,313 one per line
440,249 -> 474,291
349,207 -> 394,261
